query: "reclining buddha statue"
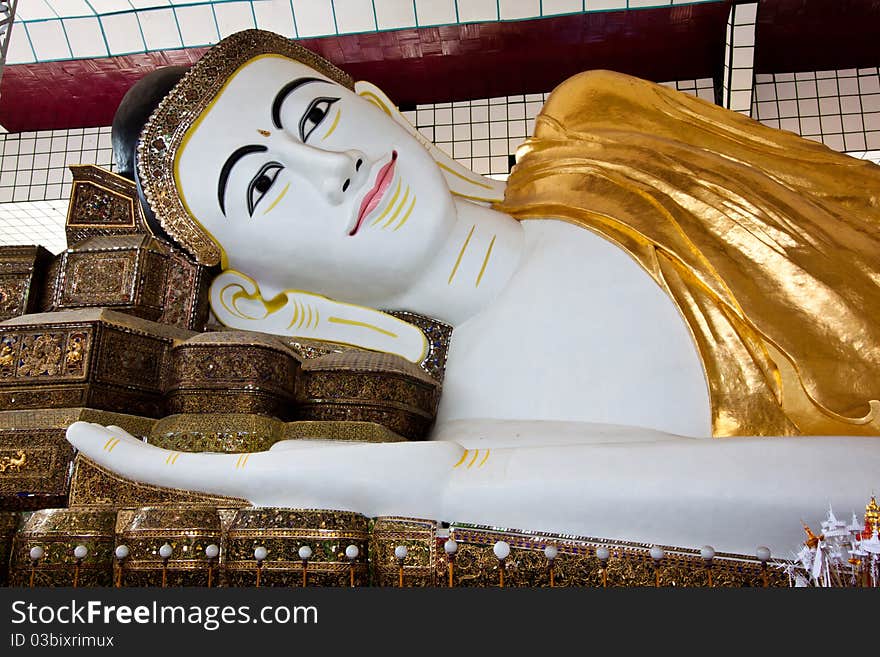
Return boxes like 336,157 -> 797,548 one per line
68,29 -> 880,555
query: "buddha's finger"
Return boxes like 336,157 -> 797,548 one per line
66,421 -> 257,498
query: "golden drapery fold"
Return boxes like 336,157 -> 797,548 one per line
497,70 -> 880,437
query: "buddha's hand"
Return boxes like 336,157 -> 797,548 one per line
210,269 -> 428,362
66,422 -> 462,515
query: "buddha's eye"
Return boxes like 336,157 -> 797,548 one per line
299,97 -> 339,142
247,162 -> 284,216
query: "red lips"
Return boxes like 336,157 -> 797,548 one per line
350,151 -> 397,236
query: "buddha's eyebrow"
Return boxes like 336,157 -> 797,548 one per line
271,77 -> 331,129
218,144 -> 267,215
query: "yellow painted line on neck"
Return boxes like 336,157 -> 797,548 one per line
262,182 -> 290,215
478,450 -> 490,468
321,107 -> 341,140
371,180 -> 401,226
392,195 -> 416,231
453,450 -> 469,468
328,316 -> 397,338
438,162 -> 494,190
306,304 -> 313,330
383,187 -> 409,228
451,191 -> 502,203
103,436 -> 116,451
475,235 -> 497,288
467,450 -> 481,468
448,224 -> 475,284
171,452 -> 182,465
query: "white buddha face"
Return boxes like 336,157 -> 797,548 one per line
175,54 -> 455,303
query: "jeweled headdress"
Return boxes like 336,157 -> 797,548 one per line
136,30 -> 355,266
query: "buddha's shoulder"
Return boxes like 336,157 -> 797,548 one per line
550,69 -> 654,96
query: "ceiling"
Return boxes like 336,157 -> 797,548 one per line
1,1 -> 879,132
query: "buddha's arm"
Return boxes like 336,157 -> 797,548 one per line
66,422 -> 880,552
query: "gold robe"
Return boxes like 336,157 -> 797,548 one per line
497,70 -> 880,437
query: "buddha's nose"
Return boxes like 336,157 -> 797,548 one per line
273,139 -> 366,205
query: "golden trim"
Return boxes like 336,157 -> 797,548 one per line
478,450 -> 490,468
475,235 -> 496,288
65,180 -> 137,229
448,224 -> 475,284
452,450 -> 469,469
467,450 -> 481,468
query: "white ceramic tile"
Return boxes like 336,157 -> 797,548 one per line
415,0 -> 456,25
733,2 -> 758,24
139,8 -> 182,51
373,0 -> 415,29
816,78 -> 839,98
456,0 -> 497,22
499,0 -> 540,20
796,80 -> 817,98
335,0 -> 377,33
818,96 -> 840,115
797,98 -> 819,116
292,0 -> 336,36
25,18 -> 71,60
214,2 -> 256,38
542,0 -> 583,15
586,0 -> 626,11
842,114 -> 864,132
820,115 -> 842,134
840,96 -> 861,114
253,0 -> 297,37
628,0 -> 668,7
175,4 -> 219,46
63,17 -> 108,58
777,99 -> 797,117
731,47 -> 753,70
102,12 -> 146,54
858,75 -> 880,95
729,89 -> 752,111
730,67 -> 753,91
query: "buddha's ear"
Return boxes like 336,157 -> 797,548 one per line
355,80 -> 505,204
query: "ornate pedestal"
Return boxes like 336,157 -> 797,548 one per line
9,508 -> 116,587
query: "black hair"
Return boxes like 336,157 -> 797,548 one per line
111,66 -> 188,247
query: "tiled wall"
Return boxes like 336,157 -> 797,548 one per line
0,126 -> 113,203
402,78 -> 714,178
752,68 -> 880,159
